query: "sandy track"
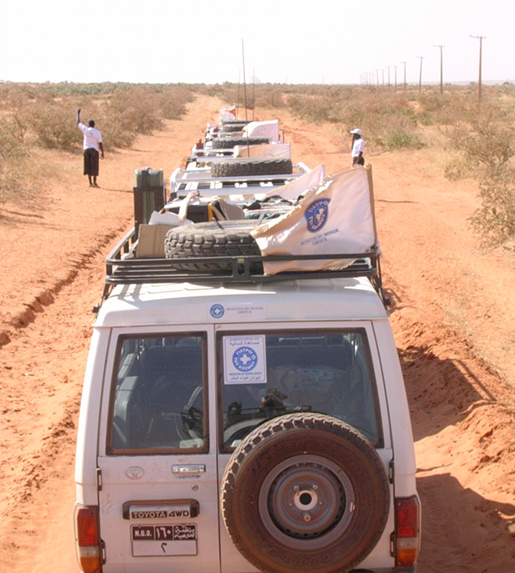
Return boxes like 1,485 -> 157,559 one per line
0,96 -> 514,572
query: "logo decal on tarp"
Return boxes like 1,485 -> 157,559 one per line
305,198 -> 330,232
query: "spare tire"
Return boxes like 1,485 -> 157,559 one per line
211,158 -> 293,178
164,221 -> 262,273
221,413 -> 390,573
222,124 -> 246,133
212,137 -> 269,149
221,119 -> 252,125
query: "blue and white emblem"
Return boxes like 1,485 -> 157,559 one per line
210,303 -> 225,319
232,346 -> 258,372
305,198 -> 330,233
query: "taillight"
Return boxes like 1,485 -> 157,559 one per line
75,505 -> 102,573
394,496 -> 420,566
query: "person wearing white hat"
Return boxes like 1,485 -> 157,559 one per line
350,128 -> 365,167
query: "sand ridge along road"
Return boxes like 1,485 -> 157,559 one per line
0,95 -> 514,572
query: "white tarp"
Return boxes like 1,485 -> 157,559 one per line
219,105 -> 236,123
251,166 -> 377,275
264,164 -> 326,200
242,120 -> 280,142
234,143 -> 291,159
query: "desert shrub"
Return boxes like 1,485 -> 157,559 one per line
31,100 -> 80,150
0,115 -> 28,150
445,101 -> 515,245
445,104 -> 514,180
106,89 -> 164,136
254,87 -> 287,110
98,115 -> 137,151
0,82 -> 196,201
158,88 -> 190,120
469,179 -> 515,246
417,92 -> 449,113
415,110 -> 433,126
380,129 -> 422,150
0,116 -> 32,202
284,86 -> 424,152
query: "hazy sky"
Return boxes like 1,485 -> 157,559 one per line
1,0 -> 513,85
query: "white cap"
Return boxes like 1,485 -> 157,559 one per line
350,128 -> 362,135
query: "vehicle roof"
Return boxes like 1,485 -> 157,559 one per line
95,276 -> 389,328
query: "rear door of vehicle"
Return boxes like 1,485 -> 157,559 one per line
96,326 -> 220,573
216,321 -> 395,572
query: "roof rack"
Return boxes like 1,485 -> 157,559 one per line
169,163 -> 310,198
97,227 -> 386,309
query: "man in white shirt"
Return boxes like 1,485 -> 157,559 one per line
350,128 -> 365,167
77,108 -> 104,187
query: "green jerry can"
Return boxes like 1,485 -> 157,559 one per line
133,168 -> 166,233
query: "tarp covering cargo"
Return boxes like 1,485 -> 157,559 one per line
219,105 -> 236,122
251,166 -> 378,275
242,120 -> 280,142
234,142 -> 291,159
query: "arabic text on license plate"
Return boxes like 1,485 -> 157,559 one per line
131,524 -> 197,557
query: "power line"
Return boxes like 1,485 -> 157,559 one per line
434,45 -> 445,94
471,35 -> 486,101
416,56 -> 424,93
400,61 -> 407,92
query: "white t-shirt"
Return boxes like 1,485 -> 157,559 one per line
78,122 -> 102,151
351,137 -> 365,158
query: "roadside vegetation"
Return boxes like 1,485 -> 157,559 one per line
246,82 -> 515,248
1,81 -> 514,247
0,83 -> 194,201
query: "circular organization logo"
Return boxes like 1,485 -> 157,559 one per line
232,346 -> 258,372
210,303 -> 225,319
305,198 -> 330,233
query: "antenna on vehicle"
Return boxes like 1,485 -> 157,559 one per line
241,39 -> 250,153
241,39 -> 248,123
252,67 -> 255,122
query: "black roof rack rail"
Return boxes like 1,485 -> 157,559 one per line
96,228 -> 386,310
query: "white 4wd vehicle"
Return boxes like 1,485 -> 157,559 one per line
75,163 -> 420,572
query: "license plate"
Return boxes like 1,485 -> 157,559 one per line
131,524 -> 197,556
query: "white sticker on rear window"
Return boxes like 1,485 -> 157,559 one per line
223,335 -> 267,384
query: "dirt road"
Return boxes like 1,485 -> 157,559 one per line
0,95 -> 514,572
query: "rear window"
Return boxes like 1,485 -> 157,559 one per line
106,333 -> 207,455
218,330 -> 382,452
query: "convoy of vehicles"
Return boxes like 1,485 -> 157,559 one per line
74,108 -> 421,572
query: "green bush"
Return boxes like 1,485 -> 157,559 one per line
105,90 -> 164,136
444,101 -> 515,245
445,103 -> 514,180
31,100 -> 80,150
469,179 -> 515,246
380,130 -> 422,150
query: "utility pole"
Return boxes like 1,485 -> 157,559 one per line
416,56 -> 424,93
387,66 -> 391,90
471,35 -> 486,101
393,65 -> 398,93
401,61 -> 407,91
434,45 -> 445,94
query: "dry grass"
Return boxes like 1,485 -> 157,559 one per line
0,83 -> 194,203
1,82 -> 514,246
